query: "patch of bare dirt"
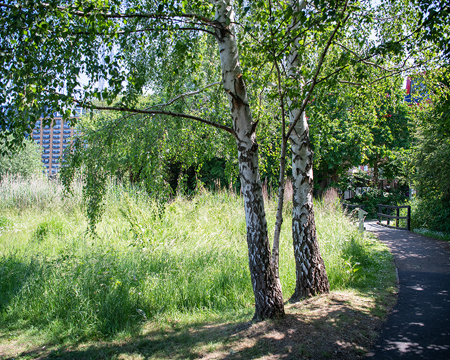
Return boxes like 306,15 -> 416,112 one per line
198,291 -> 394,360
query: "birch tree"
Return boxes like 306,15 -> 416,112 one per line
238,0 -> 443,301
0,0 -> 285,320
0,0 -> 444,317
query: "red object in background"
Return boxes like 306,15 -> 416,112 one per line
406,77 -> 412,94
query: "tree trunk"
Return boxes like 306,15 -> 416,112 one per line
373,155 -> 379,189
285,0 -> 330,299
289,110 -> 330,301
214,0 -> 284,320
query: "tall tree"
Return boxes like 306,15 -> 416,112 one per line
241,0 -> 443,301
0,0 -> 285,320
408,68 -> 450,232
0,0 -> 444,316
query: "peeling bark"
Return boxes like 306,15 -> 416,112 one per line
286,0 -> 329,302
214,0 -> 284,320
289,111 -> 329,301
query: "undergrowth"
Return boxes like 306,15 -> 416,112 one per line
0,177 -> 395,343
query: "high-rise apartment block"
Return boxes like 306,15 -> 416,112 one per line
31,108 -> 84,175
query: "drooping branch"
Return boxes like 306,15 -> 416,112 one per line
64,26 -> 217,37
337,58 -> 441,87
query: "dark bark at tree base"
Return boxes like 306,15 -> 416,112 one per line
239,147 -> 285,321
289,206 -> 330,303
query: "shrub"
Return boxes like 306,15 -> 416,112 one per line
0,138 -> 44,178
410,196 -> 450,233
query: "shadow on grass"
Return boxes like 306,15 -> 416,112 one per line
3,293 -> 398,360
0,255 -> 37,314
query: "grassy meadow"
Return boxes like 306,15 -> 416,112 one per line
0,175 -> 396,358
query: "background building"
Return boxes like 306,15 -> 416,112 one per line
31,108 -> 84,175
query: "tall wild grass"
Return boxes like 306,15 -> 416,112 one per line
0,178 -> 394,341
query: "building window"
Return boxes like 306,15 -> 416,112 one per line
42,155 -> 49,159
43,149 -> 50,154
33,130 -> 40,134
43,145 -> 50,149
63,123 -> 71,129
43,135 -> 50,139
52,150 -> 60,154
53,135 -> 60,139
43,140 -> 50,144
63,130 -> 71,134
53,140 -> 60,144
53,130 -> 61,134
43,130 -> 50,134
33,135 -> 40,140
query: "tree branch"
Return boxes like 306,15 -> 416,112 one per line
335,42 -> 393,72
81,103 -> 236,138
0,2 -> 218,30
154,81 -> 221,108
287,0 -> 351,139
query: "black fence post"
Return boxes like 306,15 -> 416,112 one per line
407,206 -> 411,231
396,208 -> 400,228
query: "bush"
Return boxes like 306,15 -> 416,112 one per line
0,138 -> 44,178
410,196 -> 450,233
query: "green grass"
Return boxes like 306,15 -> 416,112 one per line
0,176 -> 395,345
413,228 -> 450,242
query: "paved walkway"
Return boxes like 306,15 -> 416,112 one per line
365,222 -> 450,359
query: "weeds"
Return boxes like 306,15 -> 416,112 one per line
0,176 -> 394,343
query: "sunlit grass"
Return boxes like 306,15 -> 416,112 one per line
0,178 -> 395,344
413,227 -> 450,242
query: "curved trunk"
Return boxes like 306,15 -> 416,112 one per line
289,111 -> 329,301
214,0 -> 284,320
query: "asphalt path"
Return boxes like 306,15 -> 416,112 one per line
365,222 -> 450,359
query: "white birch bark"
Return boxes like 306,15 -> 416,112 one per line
213,0 -> 284,319
287,0 -> 330,301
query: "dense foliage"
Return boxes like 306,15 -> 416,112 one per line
0,138 -> 44,178
409,71 -> 450,232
